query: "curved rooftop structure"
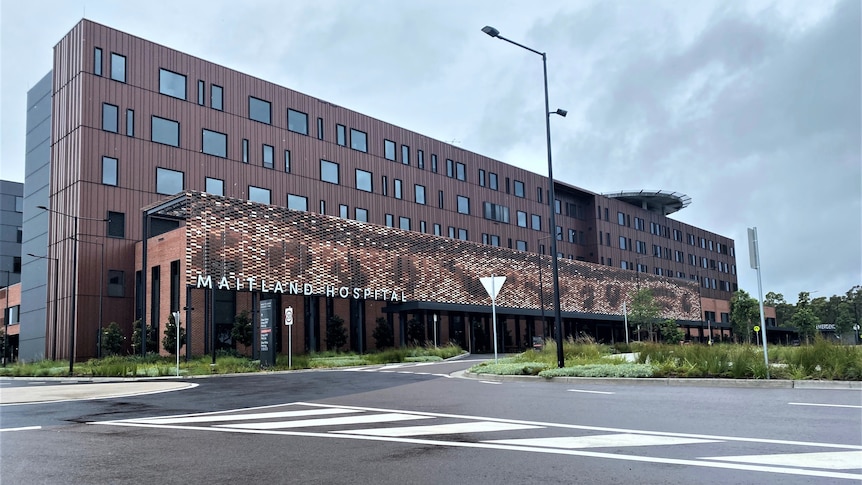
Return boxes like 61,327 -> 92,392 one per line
602,189 -> 691,216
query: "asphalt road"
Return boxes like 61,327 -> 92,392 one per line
1,356 -> 860,484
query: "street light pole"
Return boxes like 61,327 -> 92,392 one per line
483,25 -> 567,368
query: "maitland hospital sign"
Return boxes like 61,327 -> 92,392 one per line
195,274 -> 406,302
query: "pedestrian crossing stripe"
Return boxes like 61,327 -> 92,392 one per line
216,412 -> 433,430
125,407 -> 360,425
702,451 -> 862,470
486,434 -> 720,449
334,421 -> 540,437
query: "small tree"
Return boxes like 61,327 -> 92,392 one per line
406,318 -> 424,346
629,288 -> 660,342
372,317 -> 393,349
102,322 -> 125,356
658,319 -> 684,344
161,313 -> 187,355
231,311 -> 253,348
730,290 -> 759,343
131,319 -> 158,356
790,307 -> 820,344
326,314 -> 347,350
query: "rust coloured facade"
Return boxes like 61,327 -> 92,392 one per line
25,19 -> 743,361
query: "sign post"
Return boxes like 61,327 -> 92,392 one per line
433,313 -> 438,348
623,301 -> 629,345
172,311 -> 181,377
748,227 -> 770,378
285,306 -> 294,368
480,274 -> 507,363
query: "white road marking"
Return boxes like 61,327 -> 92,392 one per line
789,402 -> 862,409
335,421 -> 540,437
568,389 -> 615,395
126,407 -> 360,425
480,381 -> 501,385
486,434 -> 720,449
0,426 -> 42,432
216,412 -> 433,430
702,451 -> 862,470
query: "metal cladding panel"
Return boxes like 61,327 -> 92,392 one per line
177,192 -> 700,320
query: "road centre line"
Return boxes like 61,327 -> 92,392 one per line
0,426 -> 42,432
789,402 -> 862,409
568,389 -> 615,395
480,381 -> 501,385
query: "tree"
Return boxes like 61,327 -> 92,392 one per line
765,291 -> 794,326
231,311 -> 253,348
657,319 -> 684,344
790,292 -> 821,344
102,322 -> 125,356
372,317 -> 393,349
406,318 -> 424,346
161,313 -> 187,355
628,288 -> 660,342
730,290 -> 759,344
326,314 -> 347,350
131,320 -> 158,355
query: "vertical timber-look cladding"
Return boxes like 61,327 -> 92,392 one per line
177,192 -> 700,320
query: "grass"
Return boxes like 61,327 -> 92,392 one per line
468,336 -> 862,380
0,343 -> 464,378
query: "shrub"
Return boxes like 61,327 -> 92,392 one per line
325,315 -> 347,350
372,317 -> 394,349
539,363 -> 654,378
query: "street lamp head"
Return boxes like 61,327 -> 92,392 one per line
37,205 -> 48,210
552,108 -> 567,117
481,26 -> 500,38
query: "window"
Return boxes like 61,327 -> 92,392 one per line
336,124 -> 346,146
110,53 -> 126,82
156,167 -> 184,195
356,169 -> 372,192
350,129 -> 367,152
339,205 -> 348,218
531,214 -> 542,231
159,69 -> 186,99
211,85 -> 223,110
242,139 -> 249,163
384,139 -> 396,161
537,187 -> 543,203
262,144 -> 274,169
12,257 -> 21,274
94,47 -> 102,76
433,224 -> 441,236
7,305 -> 19,324
107,211 -> 125,238
514,180 -> 525,198
151,116 -> 179,146
448,227 -> 455,238
634,217 -> 644,231
107,270 -> 125,297
382,176 -> 388,196
555,199 -> 562,214
284,150 -> 291,173
457,195 -> 470,214
14,196 -> 23,212
249,186 -> 270,204
446,159 -> 454,177
516,240 -> 527,251
489,173 -> 498,190
619,237 -> 628,250
517,211 -> 527,227
569,229 -> 576,243
102,156 -> 118,186
414,185 -> 426,204
394,179 -> 403,199
288,109 -> 309,135
202,129 -> 227,157
385,214 -> 394,227
479,169 -> 486,187
417,150 -> 424,169
438,190 -> 444,208
102,103 -> 118,132
456,162 -> 466,179
320,160 -> 339,184
205,177 -> 224,195
618,212 -> 625,225
431,154 -> 438,173
319,200 -> 326,214
126,109 -> 134,136
15,227 -> 22,243
483,202 -> 510,223
248,96 -> 271,124
458,229 -> 468,241
197,80 -> 205,105
317,117 -> 324,140
401,145 -> 410,165
635,240 -> 646,254
287,194 -> 308,211
399,217 -> 411,231
355,207 -> 368,222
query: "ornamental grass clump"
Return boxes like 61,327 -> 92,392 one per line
539,363 -> 654,378
468,361 -> 551,376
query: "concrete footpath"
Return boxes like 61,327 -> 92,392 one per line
0,378 -> 196,405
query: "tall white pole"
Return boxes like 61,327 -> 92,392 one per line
491,274 -> 498,363
173,311 -> 180,377
623,301 -> 629,345
749,227 -> 770,379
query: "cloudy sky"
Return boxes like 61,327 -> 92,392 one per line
1,0 -> 859,303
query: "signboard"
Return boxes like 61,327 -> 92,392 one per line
259,299 -> 275,367
753,325 -> 760,332
747,227 -> 759,270
285,306 -> 294,326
